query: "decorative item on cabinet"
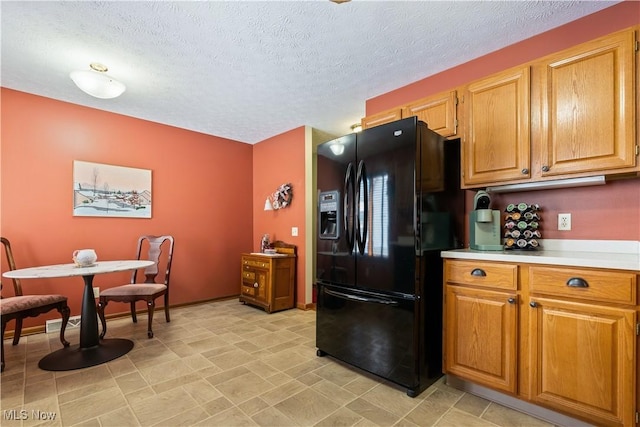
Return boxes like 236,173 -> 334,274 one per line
504,203 -> 541,250
260,234 -> 271,253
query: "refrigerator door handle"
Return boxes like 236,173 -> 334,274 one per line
343,162 -> 355,254
414,192 -> 420,254
355,160 -> 368,255
324,288 -> 399,306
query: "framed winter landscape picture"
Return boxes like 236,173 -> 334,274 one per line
73,160 -> 152,218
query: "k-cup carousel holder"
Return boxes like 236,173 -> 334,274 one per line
503,203 -> 541,250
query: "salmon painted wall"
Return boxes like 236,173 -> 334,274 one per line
1,88 -> 254,328
367,2 -> 640,242
252,127 -> 307,306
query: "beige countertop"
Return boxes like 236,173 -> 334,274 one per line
441,239 -> 640,272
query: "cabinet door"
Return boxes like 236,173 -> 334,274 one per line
361,108 -> 402,130
254,268 -> 268,304
462,66 -> 530,187
539,30 -> 637,177
528,297 -> 636,426
444,285 -> 518,393
402,90 -> 458,137
271,259 -> 294,312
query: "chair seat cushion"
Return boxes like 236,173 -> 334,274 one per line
100,284 -> 167,297
0,295 -> 67,315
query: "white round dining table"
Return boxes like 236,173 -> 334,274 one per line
3,260 -> 154,371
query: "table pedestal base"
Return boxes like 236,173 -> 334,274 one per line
38,338 -> 134,371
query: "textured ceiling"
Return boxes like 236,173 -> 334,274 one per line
0,1 -> 620,144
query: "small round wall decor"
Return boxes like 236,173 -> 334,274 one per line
272,183 -> 293,209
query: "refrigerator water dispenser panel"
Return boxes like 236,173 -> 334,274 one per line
319,190 -> 340,240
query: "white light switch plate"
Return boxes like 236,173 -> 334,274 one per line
291,227 -> 298,236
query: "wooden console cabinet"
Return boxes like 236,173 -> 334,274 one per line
240,250 -> 295,313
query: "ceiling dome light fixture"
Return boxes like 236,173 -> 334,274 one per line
350,123 -> 362,133
70,62 -> 126,99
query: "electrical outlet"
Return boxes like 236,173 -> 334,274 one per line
558,213 -> 571,231
291,227 -> 298,237
93,287 -> 100,298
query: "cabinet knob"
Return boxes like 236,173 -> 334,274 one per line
254,282 -> 259,288
541,165 -> 550,172
470,268 -> 486,277
521,168 -> 529,175
507,297 -> 516,304
529,301 -> 538,308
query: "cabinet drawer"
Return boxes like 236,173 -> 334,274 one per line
445,260 -> 518,290
242,258 -> 269,268
241,284 -> 257,298
242,271 -> 255,282
529,266 -> 637,305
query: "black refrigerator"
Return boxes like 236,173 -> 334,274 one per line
315,117 -> 463,397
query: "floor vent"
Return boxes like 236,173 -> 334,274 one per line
46,315 -> 82,333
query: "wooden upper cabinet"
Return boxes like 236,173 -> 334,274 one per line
462,66 -> 531,187
361,108 -> 402,130
402,90 -> 458,137
539,29 -> 638,177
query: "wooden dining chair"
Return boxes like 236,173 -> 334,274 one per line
97,235 -> 174,339
0,237 -> 70,372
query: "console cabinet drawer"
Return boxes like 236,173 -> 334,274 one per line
241,284 -> 257,298
529,266 -> 637,305
445,260 -> 518,290
242,271 -> 255,283
243,258 -> 269,268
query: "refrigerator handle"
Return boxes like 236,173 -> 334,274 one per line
355,160 -> 368,255
343,162 -> 355,254
414,189 -> 420,255
324,288 -> 399,306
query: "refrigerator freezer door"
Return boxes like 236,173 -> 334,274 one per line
316,283 -> 420,394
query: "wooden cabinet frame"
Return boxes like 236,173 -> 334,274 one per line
444,259 -> 639,427
240,251 -> 295,313
537,29 -> 638,178
402,90 -> 458,137
461,66 -> 531,187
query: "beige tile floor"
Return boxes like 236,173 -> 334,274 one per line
1,299 -> 554,427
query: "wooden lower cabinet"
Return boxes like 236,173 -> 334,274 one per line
443,259 -> 639,427
240,253 -> 295,313
529,297 -> 636,426
444,285 -> 518,394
